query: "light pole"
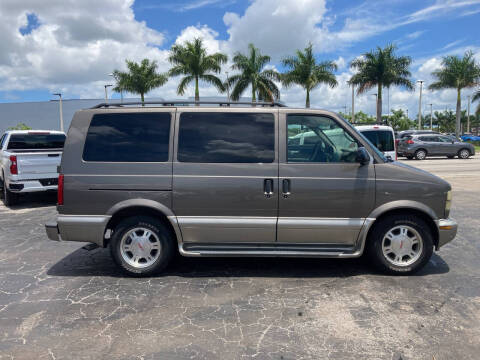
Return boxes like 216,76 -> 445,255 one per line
351,84 -> 355,123
52,93 -> 64,132
109,73 -> 123,103
429,104 -> 433,131
104,84 -> 112,103
417,80 -> 424,130
406,108 -> 409,120
467,95 -> 471,133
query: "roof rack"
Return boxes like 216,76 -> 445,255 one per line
91,100 -> 287,109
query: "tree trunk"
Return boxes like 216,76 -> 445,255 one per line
141,93 -> 145,106
195,76 -> 199,103
376,84 -> 382,124
455,88 -> 461,137
252,83 -> 256,102
306,88 -> 310,108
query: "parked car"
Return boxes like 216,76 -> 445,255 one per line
45,101 -> 457,276
397,134 -> 475,160
397,130 -> 440,139
461,134 -> 480,141
0,130 -> 66,206
355,125 -> 396,160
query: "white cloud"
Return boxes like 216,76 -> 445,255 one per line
0,0 -> 168,98
0,0 -> 479,119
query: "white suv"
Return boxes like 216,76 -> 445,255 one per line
355,125 -> 396,160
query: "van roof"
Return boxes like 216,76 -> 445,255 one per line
90,100 -> 287,109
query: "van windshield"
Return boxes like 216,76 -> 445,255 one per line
360,130 -> 394,152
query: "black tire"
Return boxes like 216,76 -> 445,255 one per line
1,174 -> 18,207
447,155 -> 454,159
458,148 -> 470,159
414,149 -> 427,160
366,214 -> 434,275
406,155 -> 413,160
109,216 -> 175,277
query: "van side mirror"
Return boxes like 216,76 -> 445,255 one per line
356,147 -> 370,165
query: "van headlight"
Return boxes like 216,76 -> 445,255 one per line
445,190 -> 452,218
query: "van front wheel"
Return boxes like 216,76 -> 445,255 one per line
366,215 -> 433,275
110,216 -> 175,276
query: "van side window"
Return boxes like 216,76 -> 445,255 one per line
287,114 -> 358,163
178,112 -> 275,163
83,113 -> 171,162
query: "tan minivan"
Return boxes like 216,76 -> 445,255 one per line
45,101 -> 457,276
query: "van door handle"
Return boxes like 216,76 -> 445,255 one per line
282,179 -> 291,198
263,179 -> 274,198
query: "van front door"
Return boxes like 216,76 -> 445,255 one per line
277,112 -> 375,245
173,110 -> 278,244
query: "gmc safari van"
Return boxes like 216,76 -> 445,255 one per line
45,101 -> 457,276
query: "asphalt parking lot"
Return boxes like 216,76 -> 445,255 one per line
1,156 -> 479,360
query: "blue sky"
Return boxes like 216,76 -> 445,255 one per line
0,0 -> 479,116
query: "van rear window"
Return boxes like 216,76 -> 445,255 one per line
360,130 -> 394,152
7,134 -> 66,150
83,113 -> 171,162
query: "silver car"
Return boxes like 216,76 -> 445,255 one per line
398,134 -> 475,160
45,101 -> 457,276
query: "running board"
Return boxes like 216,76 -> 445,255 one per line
179,243 -> 361,258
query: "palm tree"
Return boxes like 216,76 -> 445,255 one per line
227,43 -> 280,102
168,38 -> 227,101
428,51 -> 480,137
473,89 -> 480,115
112,59 -> 168,105
349,44 -> 414,124
281,44 -> 337,108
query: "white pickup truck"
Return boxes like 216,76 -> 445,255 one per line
0,130 -> 66,206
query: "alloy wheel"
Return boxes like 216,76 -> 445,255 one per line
120,227 -> 162,269
381,225 -> 423,267
459,149 -> 469,159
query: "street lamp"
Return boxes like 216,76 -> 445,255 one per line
417,80 -> 424,130
104,84 -> 113,103
351,84 -> 355,123
52,93 -> 64,132
429,103 -> 433,131
467,95 -> 471,134
109,73 -> 123,103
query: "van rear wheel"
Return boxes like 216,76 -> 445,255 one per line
110,216 -> 175,276
366,215 -> 433,275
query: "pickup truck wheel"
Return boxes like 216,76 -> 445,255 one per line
414,149 -> 427,160
2,179 -> 18,206
366,215 -> 433,275
458,148 -> 470,159
110,216 -> 175,277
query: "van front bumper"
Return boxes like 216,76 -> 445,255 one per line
436,218 -> 458,249
45,215 -> 111,246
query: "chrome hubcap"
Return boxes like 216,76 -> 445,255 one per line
120,227 -> 161,268
417,151 -> 426,159
460,150 -> 469,158
382,225 -> 423,267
